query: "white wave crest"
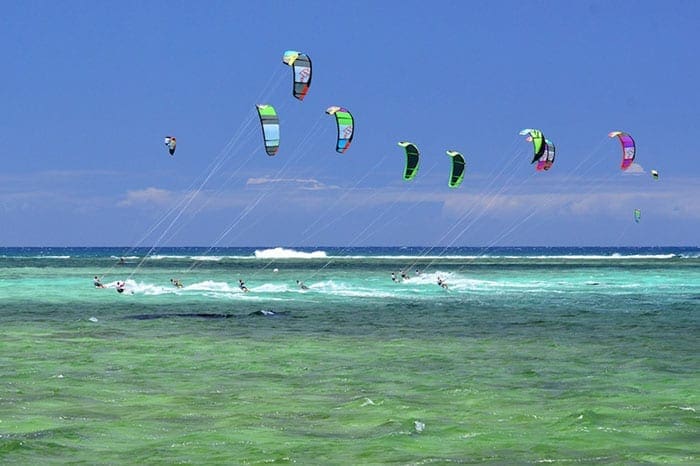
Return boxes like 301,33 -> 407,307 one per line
254,247 -> 327,259
190,256 -> 224,261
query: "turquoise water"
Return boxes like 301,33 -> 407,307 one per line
1,247 -> 698,463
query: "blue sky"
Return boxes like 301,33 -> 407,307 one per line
1,0 -> 698,247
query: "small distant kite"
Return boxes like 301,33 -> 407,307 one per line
608,131 -> 636,170
651,169 -> 659,180
634,208 -> 641,223
164,136 -> 176,156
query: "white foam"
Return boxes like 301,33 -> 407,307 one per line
251,283 -> 291,293
184,280 -> 238,293
254,247 -> 327,259
313,280 -> 395,298
190,256 -> 223,261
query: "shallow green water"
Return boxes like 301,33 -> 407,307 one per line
1,248 -> 698,463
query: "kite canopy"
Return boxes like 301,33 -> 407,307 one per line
282,50 -> 312,101
608,131 -> 636,170
164,136 -> 176,156
634,208 -> 641,223
651,169 -> 659,180
535,139 -> 556,171
325,106 -> 354,153
256,104 -> 280,156
445,150 -> 466,188
398,142 -> 420,181
519,128 -> 546,163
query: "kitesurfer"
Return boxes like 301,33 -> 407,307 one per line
296,280 -> 309,290
437,276 -> 448,290
116,281 -> 126,294
118,257 -> 125,265
391,272 -> 398,283
170,278 -> 183,288
238,279 -> 249,293
93,276 -> 105,288
400,270 -> 410,280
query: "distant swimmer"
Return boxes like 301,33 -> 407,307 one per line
93,276 -> 105,288
170,278 -> 183,288
238,279 -> 249,293
391,272 -> 398,283
116,281 -> 126,294
296,280 -> 309,290
437,276 -> 448,290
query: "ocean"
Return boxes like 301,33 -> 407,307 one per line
0,246 -> 698,464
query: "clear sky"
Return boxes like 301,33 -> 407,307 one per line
1,0 -> 698,247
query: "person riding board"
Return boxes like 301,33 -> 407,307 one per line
93,276 -> 105,288
170,278 -> 183,288
296,280 -> 309,290
238,279 -> 249,292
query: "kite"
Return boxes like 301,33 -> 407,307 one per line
651,169 -> 659,180
634,208 -> 641,223
445,150 -> 466,188
256,104 -> 280,156
519,128 -> 546,163
608,131 -> 636,170
398,142 -> 420,181
325,106 -> 354,153
282,51 -> 312,101
535,139 -> 556,171
164,136 -> 176,156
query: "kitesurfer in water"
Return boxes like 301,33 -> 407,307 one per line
93,276 -> 105,288
116,281 -> 126,294
170,278 -> 183,288
400,270 -> 410,280
437,276 -> 448,290
238,279 -> 249,293
118,257 -> 125,265
391,272 -> 398,283
296,280 -> 309,290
